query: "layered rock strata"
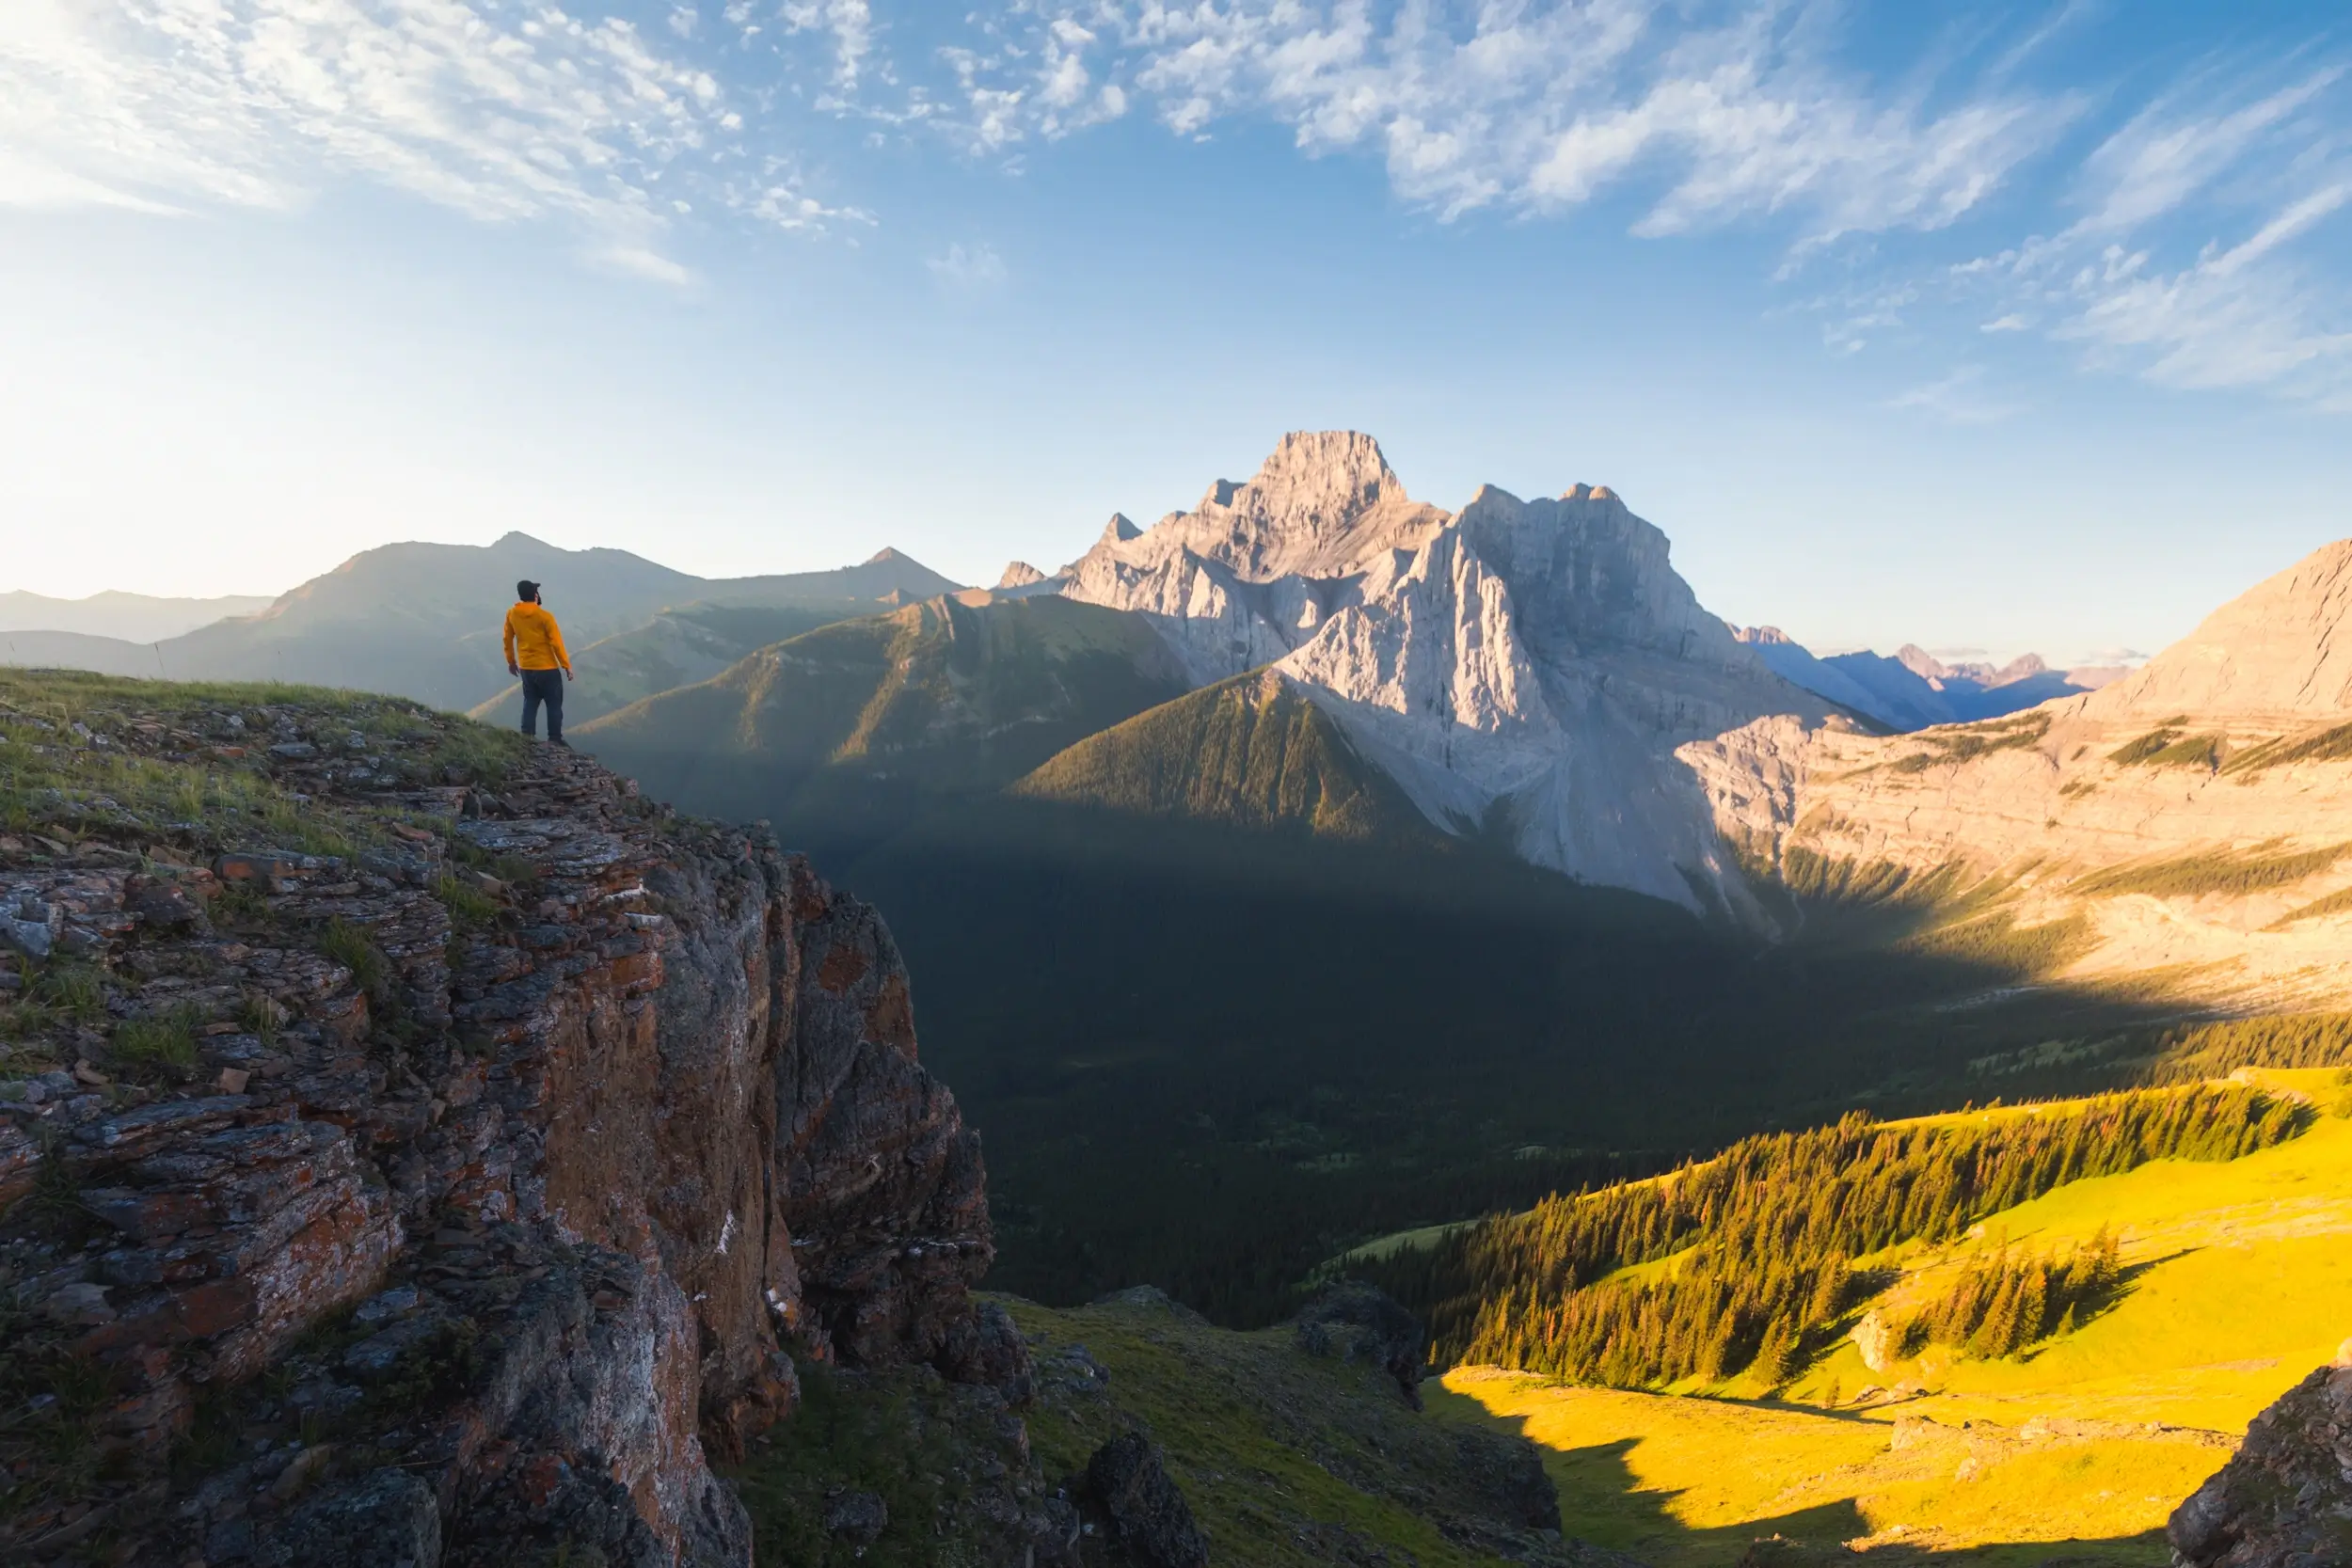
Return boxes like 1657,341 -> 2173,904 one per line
0,712 -> 1007,1565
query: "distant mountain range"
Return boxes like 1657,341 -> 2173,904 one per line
4,534 -> 961,711
1728,625 -> 2126,731
576,433 -> 1840,920
0,589 -> 277,643
17,433 -> 2323,961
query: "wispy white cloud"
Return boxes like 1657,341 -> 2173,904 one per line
2057,184 -> 2352,398
782,0 -> 875,92
1890,364 -> 2021,425
0,0 -> 867,279
1942,55 -> 2352,408
2074,67 -> 2343,233
598,244 -> 699,287
928,240 -> 1007,288
891,2 -> 2076,244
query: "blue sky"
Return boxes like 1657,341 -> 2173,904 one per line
3,2 -> 2350,661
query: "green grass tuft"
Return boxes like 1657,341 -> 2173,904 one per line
111,1006 -> 199,1076
28,963 -> 107,1024
2105,716 -> 2194,767
428,720 -> 532,788
432,871 -> 501,930
319,917 -> 392,1004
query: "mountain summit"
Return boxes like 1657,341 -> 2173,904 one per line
1056,431 -> 1831,914
2084,539 -> 2352,721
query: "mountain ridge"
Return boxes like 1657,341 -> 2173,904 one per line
1053,431 -> 1837,917
3,533 -> 962,712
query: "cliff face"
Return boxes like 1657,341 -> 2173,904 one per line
0,688 -> 1008,1566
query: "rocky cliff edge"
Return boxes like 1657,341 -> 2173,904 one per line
0,680 -> 1017,1565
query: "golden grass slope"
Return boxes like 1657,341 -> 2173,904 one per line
1433,1070 -> 2352,1566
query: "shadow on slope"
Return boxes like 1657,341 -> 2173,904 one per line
1444,1422 -> 2170,1567
578,593 -> 1191,860
822,785 -> 2186,1328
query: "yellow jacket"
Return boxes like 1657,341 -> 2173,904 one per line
502,601 -> 572,673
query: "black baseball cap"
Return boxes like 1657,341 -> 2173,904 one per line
516,579 -> 539,600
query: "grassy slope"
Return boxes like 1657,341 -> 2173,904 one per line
1011,670 -> 1442,845
465,600 -> 865,730
730,1288 -> 1610,1568
1432,1070 -> 2352,1566
577,594 -> 1189,838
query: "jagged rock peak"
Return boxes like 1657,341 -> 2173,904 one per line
1224,429 -> 1401,507
1895,645 -> 1945,680
1126,431 -> 1449,582
865,546 -> 908,564
2085,536 -> 2352,720
1100,514 -> 1141,546
997,561 -> 1047,589
1733,625 -> 1795,646
1559,483 -> 1621,503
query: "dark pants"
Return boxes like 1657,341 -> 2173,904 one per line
519,668 -> 564,740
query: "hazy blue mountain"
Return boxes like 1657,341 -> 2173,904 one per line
0,590 -> 276,642
466,599 -> 874,731
1820,648 -> 1962,729
1737,640 -> 2112,731
0,628 -> 167,678
1728,626 -> 1900,728
11,533 -> 960,712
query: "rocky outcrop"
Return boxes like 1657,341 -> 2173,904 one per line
1295,1279 -> 1427,1405
2169,1356 -> 2352,1567
0,695 -> 1009,1565
1082,1433 -> 1211,1568
1056,432 -> 1836,918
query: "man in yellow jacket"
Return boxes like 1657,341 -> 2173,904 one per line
502,580 -> 574,747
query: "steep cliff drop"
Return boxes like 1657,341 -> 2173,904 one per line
0,695 -> 1015,1567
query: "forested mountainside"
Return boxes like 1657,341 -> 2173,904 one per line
1327,1069 -> 2350,1565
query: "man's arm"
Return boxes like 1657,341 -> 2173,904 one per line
551,616 -> 573,679
502,608 -> 520,676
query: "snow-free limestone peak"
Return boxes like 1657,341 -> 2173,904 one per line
1055,432 -> 1834,917
2083,539 -> 2352,721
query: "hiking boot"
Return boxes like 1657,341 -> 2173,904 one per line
550,736 -> 571,749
